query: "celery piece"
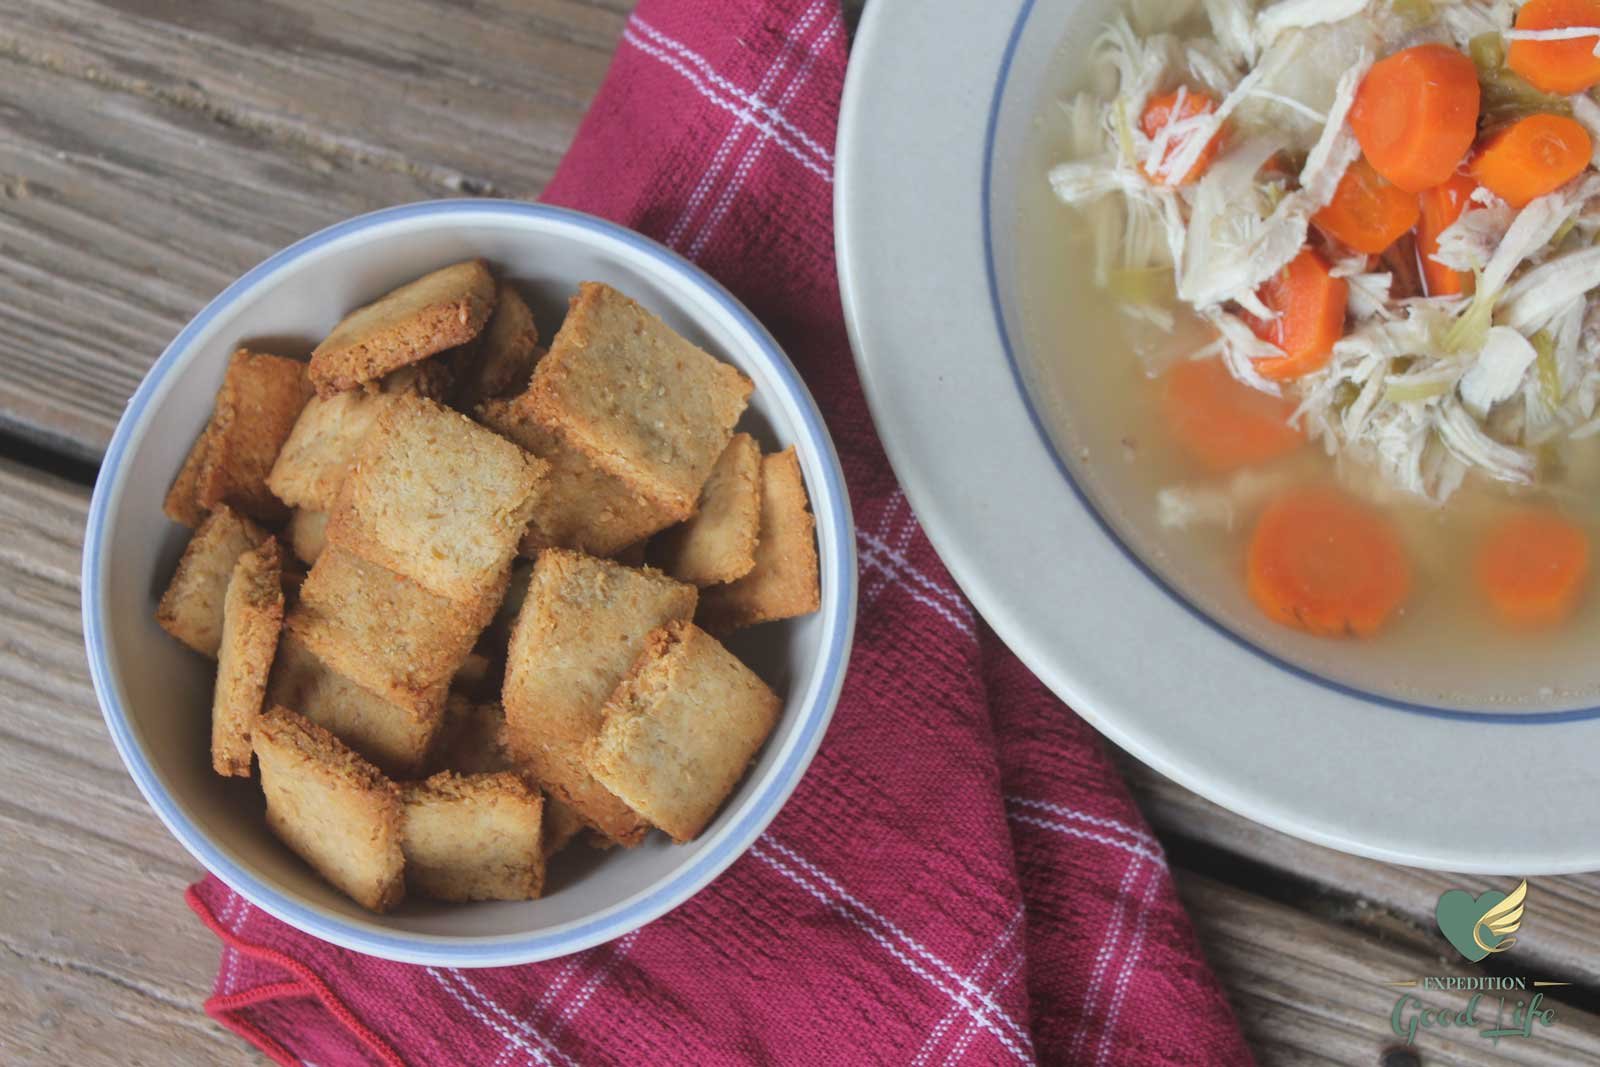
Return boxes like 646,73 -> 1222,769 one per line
1470,33 -> 1572,123
1113,96 -> 1136,168
1481,72 -> 1573,125
1533,329 -> 1563,406
1443,273 -> 1498,355
1392,0 -> 1433,27
1386,376 -> 1455,404
1553,215 -> 1581,250
1469,32 -> 1505,74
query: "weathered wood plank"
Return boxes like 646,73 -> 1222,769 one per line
1124,754 -> 1600,986
1178,870 -> 1600,1066
0,457 -> 262,1063
3,960 -> 256,1067
1,0 -> 629,193
0,0 -> 628,459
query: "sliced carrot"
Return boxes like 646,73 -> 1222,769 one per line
1313,157 -> 1422,254
1243,249 -> 1349,381
1350,45 -> 1481,193
1417,172 -> 1478,298
1469,114 -> 1593,209
1140,89 -> 1224,186
1508,0 -> 1600,95
1161,358 -> 1305,473
1474,509 -> 1591,627
1246,486 -> 1412,638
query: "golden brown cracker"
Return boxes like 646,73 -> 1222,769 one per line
589,622 -> 780,842
287,508 -> 328,566
650,433 -> 761,586
254,706 -> 405,912
478,396 -> 680,558
163,422 -> 217,528
309,259 -> 496,394
453,282 -> 541,411
541,794 -> 586,857
499,727 -> 648,845
430,698 -> 585,857
192,349 -> 313,523
699,447 -> 820,631
527,283 -> 752,517
268,363 -> 451,512
212,539 -> 284,776
500,550 -> 695,843
268,391 -> 386,511
286,545 -> 490,720
326,395 -> 546,606
400,771 -> 544,901
156,505 -> 271,657
266,628 -> 443,778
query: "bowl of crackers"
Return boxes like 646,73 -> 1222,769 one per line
82,200 -> 856,965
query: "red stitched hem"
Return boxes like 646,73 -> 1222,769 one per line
187,885 -> 407,1067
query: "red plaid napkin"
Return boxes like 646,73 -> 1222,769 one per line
186,1 -> 1255,1063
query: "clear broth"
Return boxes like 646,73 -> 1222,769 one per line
1012,7 -> 1600,712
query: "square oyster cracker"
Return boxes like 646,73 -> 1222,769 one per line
526,282 -> 752,517
589,621 -> 780,843
400,771 -> 544,901
286,545 -> 490,720
326,395 -> 546,606
501,549 -> 696,843
253,706 -> 405,912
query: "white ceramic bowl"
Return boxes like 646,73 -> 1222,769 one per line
82,200 -> 857,965
838,0 -> 1600,873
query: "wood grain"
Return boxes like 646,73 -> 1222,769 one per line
1179,870 -> 1600,1066
1123,755 -> 1600,986
0,456 -> 263,1063
0,0 -> 627,460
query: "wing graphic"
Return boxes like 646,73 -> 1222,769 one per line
1473,879 -> 1527,954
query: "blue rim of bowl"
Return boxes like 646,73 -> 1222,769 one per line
82,199 -> 858,964
982,1 -> 1600,726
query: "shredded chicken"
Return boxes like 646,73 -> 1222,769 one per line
1048,1 -> 1600,506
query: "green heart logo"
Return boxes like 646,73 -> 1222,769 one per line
1436,889 -> 1507,962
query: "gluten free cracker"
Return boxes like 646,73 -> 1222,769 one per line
479,396 -> 679,558
326,395 -> 546,606
589,621 -> 780,843
165,349 -> 312,525
309,259 -> 496,394
699,447 -> 821,632
266,628 -> 442,778
286,545 -> 491,720
253,706 -> 405,912
268,361 -> 452,513
287,508 -> 328,566
401,771 -> 544,902
526,282 -> 752,518
430,697 -> 586,858
156,505 -> 271,657
162,421 -> 217,528
453,282 -> 541,411
650,432 -> 761,586
501,550 -> 696,843
212,539 -> 284,776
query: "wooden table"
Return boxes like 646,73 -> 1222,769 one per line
1,3 -> 1596,1064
